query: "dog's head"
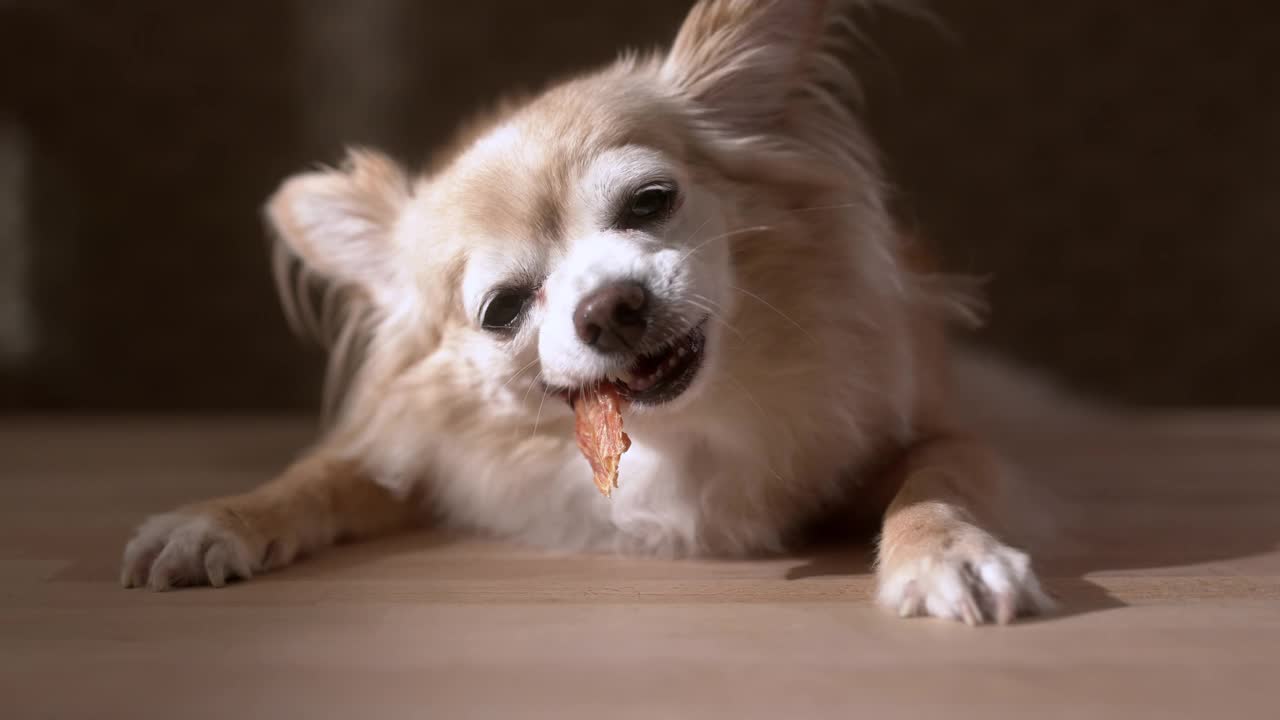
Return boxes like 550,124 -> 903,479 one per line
268,0 -> 898,439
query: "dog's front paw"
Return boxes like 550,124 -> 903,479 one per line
121,509 -> 261,591
876,533 -> 1053,625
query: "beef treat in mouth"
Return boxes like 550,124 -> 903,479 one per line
572,383 -> 631,498
566,321 -> 707,497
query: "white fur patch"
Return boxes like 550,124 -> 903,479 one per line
877,535 -> 1055,625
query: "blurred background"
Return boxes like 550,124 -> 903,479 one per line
1,0 -> 1276,412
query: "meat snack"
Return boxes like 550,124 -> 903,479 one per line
573,384 -> 631,497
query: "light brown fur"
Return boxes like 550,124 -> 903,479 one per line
122,0 -> 1053,625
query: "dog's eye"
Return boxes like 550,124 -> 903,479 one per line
621,183 -> 677,227
481,289 -> 531,333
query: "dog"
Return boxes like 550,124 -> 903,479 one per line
120,0 -> 1054,625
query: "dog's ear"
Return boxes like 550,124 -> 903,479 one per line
266,148 -> 410,297
662,0 -> 838,126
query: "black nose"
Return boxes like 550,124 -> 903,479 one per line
574,280 -> 649,353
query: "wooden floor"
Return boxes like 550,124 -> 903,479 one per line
2,415 -> 1278,719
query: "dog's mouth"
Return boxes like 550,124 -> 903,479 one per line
561,320 -> 708,408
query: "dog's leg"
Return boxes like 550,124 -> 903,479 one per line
875,434 -> 1053,625
121,452 -> 418,591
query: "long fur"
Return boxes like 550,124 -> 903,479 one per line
125,0 -> 1057,625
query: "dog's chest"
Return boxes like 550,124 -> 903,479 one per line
430,429 -> 795,557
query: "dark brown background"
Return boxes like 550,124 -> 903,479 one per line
1,1 -> 1275,411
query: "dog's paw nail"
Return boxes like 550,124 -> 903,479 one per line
120,511 -> 258,591
877,537 -> 1050,625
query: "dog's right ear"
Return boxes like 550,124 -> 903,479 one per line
661,0 -> 841,129
266,148 -> 411,298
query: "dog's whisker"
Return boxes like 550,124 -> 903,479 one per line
685,298 -> 744,340
691,292 -> 728,314
531,382 -> 552,438
674,219 -> 718,266
721,374 -> 786,483
787,202 -> 861,215
521,370 -> 545,407
728,284 -> 817,342
501,358 -> 540,392
507,370 -> 540,444
680,215 -> 714,250
724,373 -> 766,418
684,297 -> 725,321
676,224 -> 774,266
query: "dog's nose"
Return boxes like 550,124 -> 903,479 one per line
575,280 -> 649,353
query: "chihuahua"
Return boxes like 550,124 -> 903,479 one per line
121,0 -> 1053,625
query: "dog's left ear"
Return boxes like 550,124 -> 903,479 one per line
661,0 -> 842,127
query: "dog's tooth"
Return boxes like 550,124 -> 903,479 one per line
619,369 -> 635,384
